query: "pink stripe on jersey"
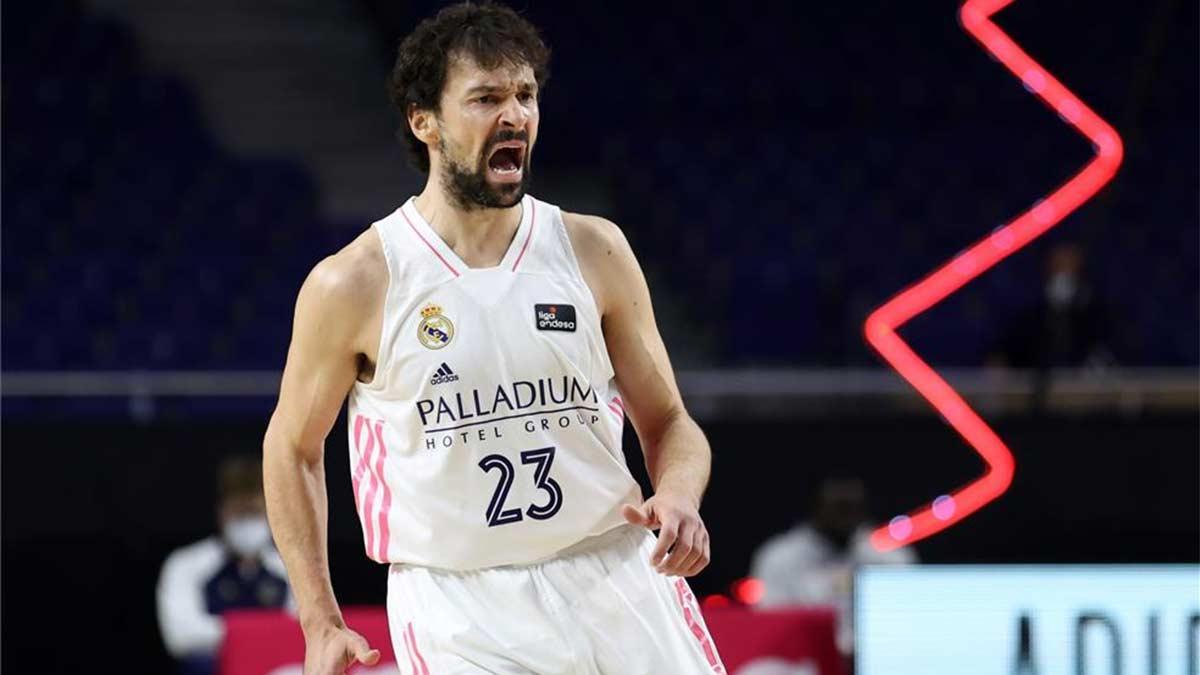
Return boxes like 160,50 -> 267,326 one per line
407,622 -> 430,675
358,419 -> 380,560
372,420 -> 392,562
610,396 -> 625,416
400,205 -> 461,277
673,578 -> 725,673
351,415 -> 370,498
351,414 -> 374,530
510,200 -> 536,272
608,396 -> 625,420
401,621 -> 421,675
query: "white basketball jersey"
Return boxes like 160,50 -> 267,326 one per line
345,194 -> 642,570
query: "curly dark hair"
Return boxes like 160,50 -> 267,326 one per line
390,2 -> 551,174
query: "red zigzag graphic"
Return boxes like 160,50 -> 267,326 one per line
865,0 -> 1124,551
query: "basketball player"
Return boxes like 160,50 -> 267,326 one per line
262,3 -> 724,673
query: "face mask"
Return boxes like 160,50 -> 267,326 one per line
223,516 -> 272,557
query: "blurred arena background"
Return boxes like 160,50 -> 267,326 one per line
2,0 -> 1197,673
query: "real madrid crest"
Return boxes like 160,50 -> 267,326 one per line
417,303 -> 454,350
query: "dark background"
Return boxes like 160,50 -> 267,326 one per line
3,413 -> 1198,671
3,0 -> 1196,371
2,0 -> 1197,672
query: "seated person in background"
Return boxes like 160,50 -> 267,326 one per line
156,456 -> 293,675
990,242 -> 1112,371
750,476 -> 916,655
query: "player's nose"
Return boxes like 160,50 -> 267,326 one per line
497,96 -> 529,127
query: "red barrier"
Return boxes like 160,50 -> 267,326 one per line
219,608 -> 396,675
220,606 -> 843,675
702,606 -> 845,675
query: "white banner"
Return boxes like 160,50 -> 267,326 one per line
856,564 -> 1199,675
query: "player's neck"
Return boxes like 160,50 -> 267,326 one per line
413,184 -> 523,267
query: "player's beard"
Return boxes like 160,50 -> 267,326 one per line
439,133 -> 531,211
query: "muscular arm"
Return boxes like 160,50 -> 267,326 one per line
566,213 -> 713,576
262,235 -> 384,669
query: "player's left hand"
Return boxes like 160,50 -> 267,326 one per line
621,492 -> 710,577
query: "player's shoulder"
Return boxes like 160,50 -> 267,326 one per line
559,210 -> 640,277
560,210 -> 628,252
302,228 -> 387,308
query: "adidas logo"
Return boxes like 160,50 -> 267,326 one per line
430,362 -> 459,386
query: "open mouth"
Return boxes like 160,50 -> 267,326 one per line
486,142 -> 526,179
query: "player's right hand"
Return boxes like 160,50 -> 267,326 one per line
304,624 -> 381,675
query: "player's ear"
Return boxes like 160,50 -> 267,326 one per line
408,104 -> 439,146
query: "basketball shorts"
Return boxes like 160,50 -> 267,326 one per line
385,524 -> 726,674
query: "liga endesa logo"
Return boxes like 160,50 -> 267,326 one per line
535,304 -> 576,332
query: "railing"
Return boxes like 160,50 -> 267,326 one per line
3,368 -> 1195,419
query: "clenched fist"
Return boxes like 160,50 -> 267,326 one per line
303,623 -> 380,675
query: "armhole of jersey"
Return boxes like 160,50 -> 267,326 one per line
554,204 -> 588,279
358,221 -> 396,393
555,206 -> 603,321
555,207 -> 618,388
